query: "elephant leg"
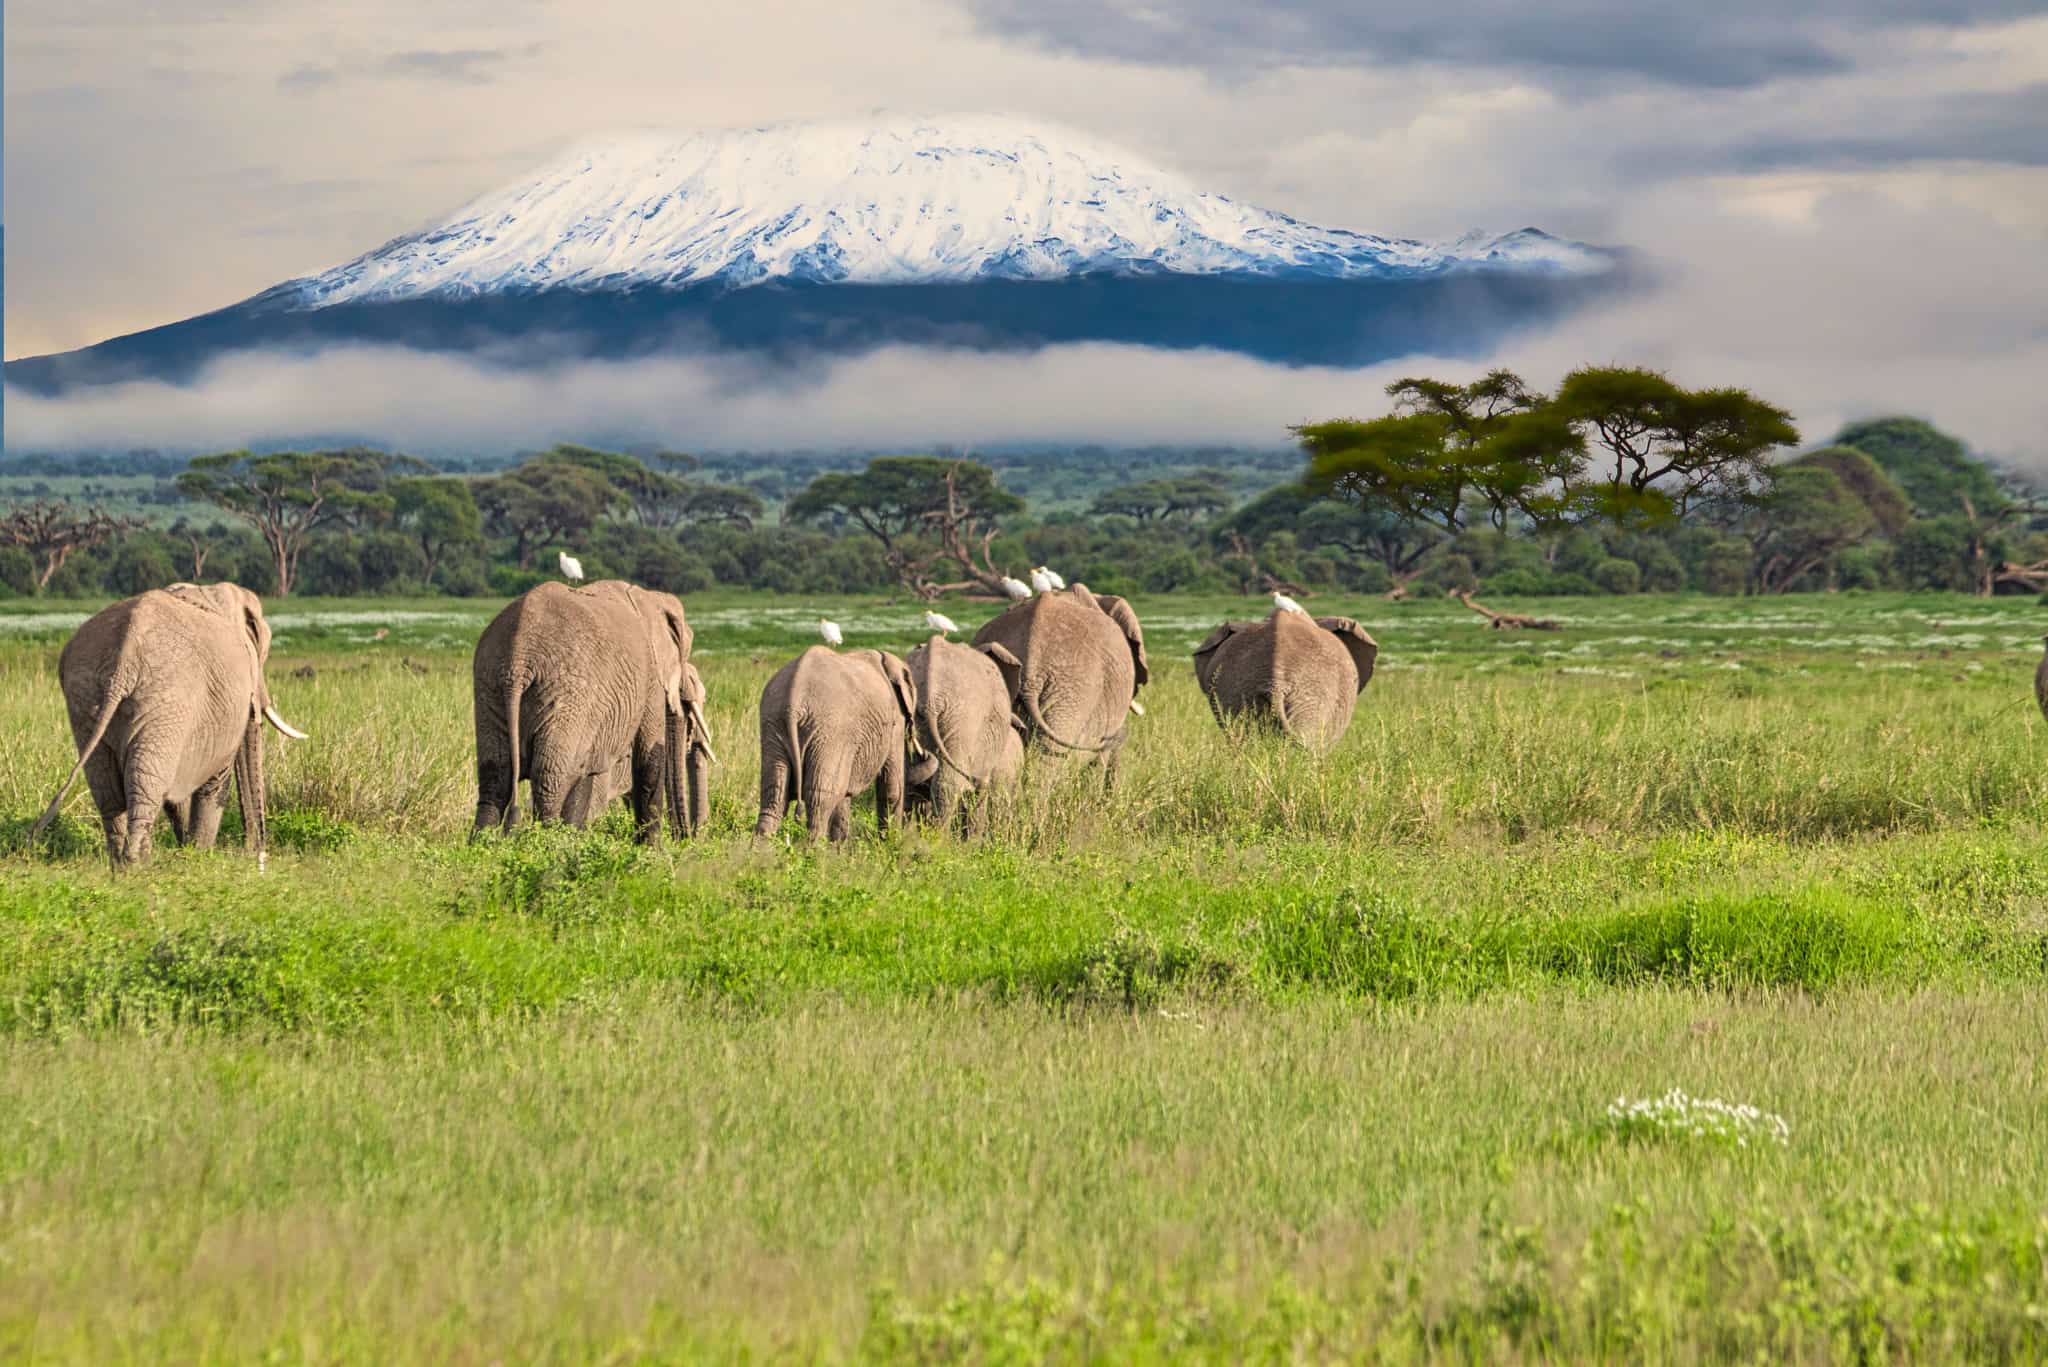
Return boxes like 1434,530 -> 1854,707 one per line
473,747 -> 514,836
119,769 -> 169,869
754,750 -> 793,838
163,799 -> 189,846
1100,728 -> 1129,792
526,754 -> 578,826
629,741 -> 664,846
875,752 -> 905,837
83,747 -> 127,862
559,770 -> 604,828
186,768 -> 232,849
825,797 -> 853,844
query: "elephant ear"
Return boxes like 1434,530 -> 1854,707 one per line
646,594 -> 693,713
234,586 -> 272,674
877,651 -> 918,727
1094,594 -> 1150,687
1315,616 -> 1379,692
976,641 -> 1023,707
1191,622 -> 1240,693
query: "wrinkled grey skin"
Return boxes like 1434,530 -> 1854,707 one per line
754,645 -> 918,843
970,582 -> 1148,774
471,580 -> 710,842
32,582 -> 301,868
1193,609 -> 1379,748
904,634 -> 1025,833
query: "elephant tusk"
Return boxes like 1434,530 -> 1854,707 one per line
263,705 -> 309,740
1129,699 -> 1146,717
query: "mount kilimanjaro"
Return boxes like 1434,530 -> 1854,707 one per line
5,114 -> 1629,394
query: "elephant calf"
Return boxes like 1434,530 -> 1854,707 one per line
755,646 -> 918,842
32,582 -> 306,868
472,581 -> 711,841
905,634 -> 1024,833
1193,608 -> 1379,748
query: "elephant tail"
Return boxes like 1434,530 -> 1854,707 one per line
31,665 -> 136,845
1019,688 -> 1111,754
921,703 -> 986,789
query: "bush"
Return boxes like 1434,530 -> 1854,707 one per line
1591,559 -> 1642,595
104,538 -> 177,596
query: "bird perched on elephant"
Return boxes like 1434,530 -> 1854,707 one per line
32,582 -> 306,868
471,580 -> 709,841
755,645 -> 918,842
971,582 -> 1148,773
1192,609 -> 1379,748
904,634 -> 1025,833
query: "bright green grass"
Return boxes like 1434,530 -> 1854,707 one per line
2,590 -> 2046,1359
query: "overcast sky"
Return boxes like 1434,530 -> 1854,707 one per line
5,0 -> 2046,460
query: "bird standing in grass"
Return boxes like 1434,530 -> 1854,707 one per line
1272,590 -> 1305,615
1030,566 -> 1064,593
1000,576 -> 1032,601
818,618 -> 843,647
924,610 -> 960,636
558,550 -> 584,583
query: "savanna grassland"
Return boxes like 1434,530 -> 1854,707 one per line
3,590 -> 2047,1361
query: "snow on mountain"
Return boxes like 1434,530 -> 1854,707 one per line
280,114 -> 1611,308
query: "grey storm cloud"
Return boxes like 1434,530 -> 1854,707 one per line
1719,83 -> 2048,171
966,0 -> 2044,90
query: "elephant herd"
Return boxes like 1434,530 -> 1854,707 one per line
31,578 -> 1380,867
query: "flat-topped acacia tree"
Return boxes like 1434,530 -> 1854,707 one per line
787,457 -> 1025,601
1295,366 -> 1801,596
177,449 -> 413,597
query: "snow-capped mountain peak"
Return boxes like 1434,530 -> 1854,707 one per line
281,113 -> 1610,308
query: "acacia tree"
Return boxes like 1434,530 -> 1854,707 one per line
1295,370 -> 1585,588
787,457 -> 1025,599
391,476 -> 483,585
177,448 -> 407,596
680,484 -> 765,530
1742,463 -> 1875,593
0,500 -> 144,592
1090,470 -> 1233,523
474,460 -> 619,570
537,445 -> 691,527
1552,366 -> 1800,521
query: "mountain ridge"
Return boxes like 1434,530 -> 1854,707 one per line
4,114 -> 1632,396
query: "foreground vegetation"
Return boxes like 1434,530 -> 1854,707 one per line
3,589 -> 2046,1358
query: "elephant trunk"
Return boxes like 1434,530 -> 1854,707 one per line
664,709 -> 690,839
687,742 -> 709,837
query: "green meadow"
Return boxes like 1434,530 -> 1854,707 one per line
3,589 -> 2046,1360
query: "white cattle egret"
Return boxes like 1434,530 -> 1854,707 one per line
1272,590 -> 1305,615
1000,576 -> 1032,601
558,550 -> 584,582
924,610 -> 960,635
1033,565 -> 1065,591
817,618 -> 843,647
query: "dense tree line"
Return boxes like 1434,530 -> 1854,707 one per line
3,374 -> 2043,601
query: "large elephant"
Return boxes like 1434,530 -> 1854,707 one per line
904,634 -> 1025,832
1192,609 -> 1378,747
754,645 -> 918,842
970,583 -> 1148,771
471,580 -> 710,841
32,582 -> 306,868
